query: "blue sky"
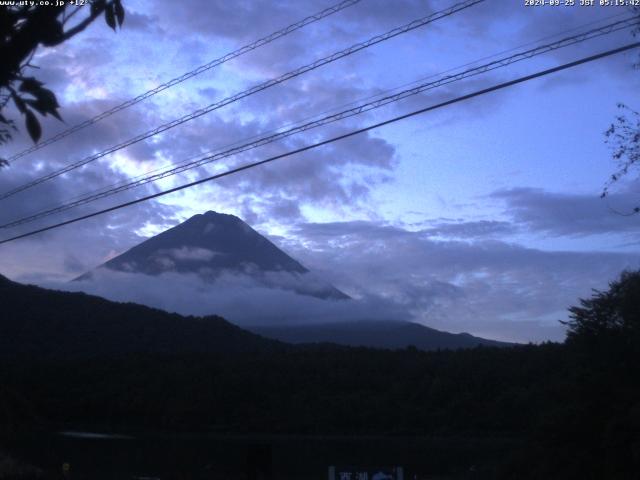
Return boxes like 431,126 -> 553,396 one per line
0,0 -> 639,342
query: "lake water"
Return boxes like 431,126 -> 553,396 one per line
9,431 -> 518,479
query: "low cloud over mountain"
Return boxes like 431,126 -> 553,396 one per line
45,208 -> 637,344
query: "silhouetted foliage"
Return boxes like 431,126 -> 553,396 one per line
536,270 -> 640,479
563,269 -> 640,343
603,104 -> 640,212
0,1 -> 124,166
601,7 -> 640,211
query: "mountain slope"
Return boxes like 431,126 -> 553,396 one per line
0,274 -> 282,360
76,210 -> 349,300
249,320 -> 514,350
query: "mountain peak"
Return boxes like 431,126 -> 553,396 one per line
191,210 -> 241,223
76,211 -> 349,300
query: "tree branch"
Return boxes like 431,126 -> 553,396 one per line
52,3 -> 107,45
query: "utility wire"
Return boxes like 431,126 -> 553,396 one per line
6,0 -> 362,162
1,41 -> 637,246
2,15 -> 636,230
0,0 -> 485,201
64,10 -> 633,205
15,10 -> 636,210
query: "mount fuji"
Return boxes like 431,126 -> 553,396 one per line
71,210 -> 512,350
76,210 -> 349,301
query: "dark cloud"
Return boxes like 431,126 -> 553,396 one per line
152,0 -> 434,44
424,220 -> 517,238
492,187 -> 640,238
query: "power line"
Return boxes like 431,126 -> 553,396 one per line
0,0 -> 485,201
2,15 -> 636,230
6,0 -> 362,162
16,10 -> 635,212
1,41 -> 637,246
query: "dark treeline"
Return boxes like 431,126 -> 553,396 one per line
4,344 -> 563,436
2,340 -> 638,478
0,272 -> 639,478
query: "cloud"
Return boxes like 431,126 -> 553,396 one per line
424,220 -> 517,238
55,265 -> 563,344
1,5 -> 408,235
283,220 -> 640,342
160,246 -> 220,262
27,217 -> 638,344
151,0 -> 436,45
57,269 -> 408,327
5,0 -> 625,238
492,187 -> 640,238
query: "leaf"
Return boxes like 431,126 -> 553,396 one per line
24,99 -> 46,115
49,107 -> 63,122
19,77 -> 44,94
11,92 -> 26,114
34,86 -> 60,110
25,109 -> 42,143
105,4 -> 116,30
23,99 -> 60,122
114,0 -> 125,26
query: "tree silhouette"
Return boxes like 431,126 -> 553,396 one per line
562,269 -> 640,343
0,1 -> 125,167
601,7 -> 640,212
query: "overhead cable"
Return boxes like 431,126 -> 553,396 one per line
1,41 -> 637,245
0,0 -> 485,201
6,0 -> 363,162
2,15 -> 636,229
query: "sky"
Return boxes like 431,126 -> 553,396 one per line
1,0 -> 639,343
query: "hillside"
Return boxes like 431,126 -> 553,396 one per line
0,274 -> 281,360
249,320 -> 514,350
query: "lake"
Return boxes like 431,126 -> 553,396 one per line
9,431 -> 519,479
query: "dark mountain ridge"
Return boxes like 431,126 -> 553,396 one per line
0,274 -> 282,361
249,320 -> 514,350
0,273 -> 511,359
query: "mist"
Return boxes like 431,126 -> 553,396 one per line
53,268 -> 410,327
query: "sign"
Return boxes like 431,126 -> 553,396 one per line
328,466 -> 403,480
